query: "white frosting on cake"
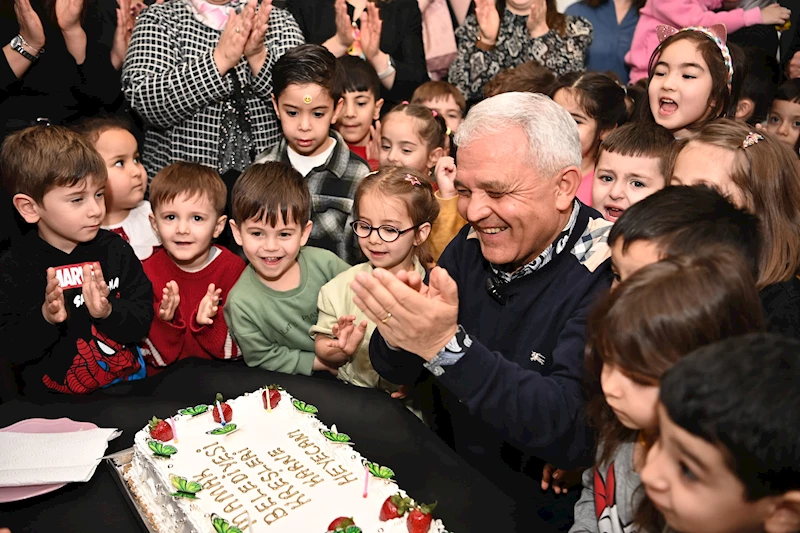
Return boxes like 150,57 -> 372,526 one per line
125,388 -> 446,533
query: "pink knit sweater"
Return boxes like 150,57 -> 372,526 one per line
625,0 -> 763,83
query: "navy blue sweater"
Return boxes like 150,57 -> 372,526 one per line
371,205 -> 613,484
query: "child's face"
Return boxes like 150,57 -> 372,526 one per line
150,192 -> 227,270
600,363 -> 659,430
336,90 -> 383,146
420,95 -> 463,134
649,39 -> 715,137
230,214 -> 312,284
380,115 -> 435,172
94,128 -> 146,214
25,179 -> 106,253
552,88 -> 600,162
641,404 -> 772,533
273,83 -> 343,157
610,237 -> 662,288
670,141 -> 746,207
592,151 -> 666,222
355,191 -> 428,274
765,99 -> 800,150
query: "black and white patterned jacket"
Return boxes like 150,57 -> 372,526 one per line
447,10 -> 592,103
122,1 -> 305,177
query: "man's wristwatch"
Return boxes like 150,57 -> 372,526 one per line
10,34 -> 43,62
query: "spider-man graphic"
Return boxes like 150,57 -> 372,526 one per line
595,462 -> 635,533
42,325 -> 145,394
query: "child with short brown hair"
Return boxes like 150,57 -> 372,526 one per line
226,162 -> 348,377
591,122 -> 674,222
140,162 -> 245,373
0,126 -> 153,395
411,80 -> 467,135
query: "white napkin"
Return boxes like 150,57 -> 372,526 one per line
0,428 -> 121,487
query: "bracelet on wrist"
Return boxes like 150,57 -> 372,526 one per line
476,32 -> 496,50
377,55 -> 396,80
18,34 -> 41,55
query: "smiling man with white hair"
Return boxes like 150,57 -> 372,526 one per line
351,92 -> 613,529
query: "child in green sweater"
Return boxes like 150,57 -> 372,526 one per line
225,162 -> 348,376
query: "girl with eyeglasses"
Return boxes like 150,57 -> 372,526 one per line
310,166 -> 439,396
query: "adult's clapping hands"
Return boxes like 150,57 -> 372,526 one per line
214,0 -> 270,75
474,0 -> 500,45
111,0 -> 133,70
359,1 -> 382,61
333,0 -> 354,49
14,0 -> 45,52
350,267 -> 459,362
526,0 -> 548,38
789,52 -> 800,80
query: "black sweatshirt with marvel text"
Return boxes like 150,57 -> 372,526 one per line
0,230 -> 153,395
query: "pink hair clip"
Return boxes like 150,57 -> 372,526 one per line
405,174 -> 422,186
742,132 -> 763,149
431,110 -> 439,118
401,100 -> 410,105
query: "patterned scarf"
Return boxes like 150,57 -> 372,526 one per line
491,200 -> 580,284
185,0 -> 243,31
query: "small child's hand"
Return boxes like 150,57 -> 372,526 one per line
82,263 -> 112,320
196,283 -> 222,326
330,315 -> 368,357
434,156 -> 457,199
761,3 -> 790,25
390,384 -> 410,399
541,463 -> 584,494
158,280 -> 180,322
366,120 -> 382,164
42,267 -> 67,325
313,355 -> 339,376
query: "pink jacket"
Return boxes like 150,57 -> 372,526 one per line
625,0 -> 763,83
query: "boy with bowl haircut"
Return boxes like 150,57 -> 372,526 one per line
140,162 -> 246,373
591,122 -> 674,223
225,162 -> 348,377
411,80 -> 466,135
641,333 -> 800,533
0,126 -> 153,395
255,44 -> 370,265
335,55 -> 384,170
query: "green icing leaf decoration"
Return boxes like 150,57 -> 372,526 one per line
292,399 -> 318,414
322,430 -> 352,443
179,404 -> 208,417
206,423 -> 238,436
366,462 -> 395,479
344,527 -> 362,533
170,491 -> 198,499
170,475 -> 202,495
148,440 -> 177,458
212,514 -> 243,533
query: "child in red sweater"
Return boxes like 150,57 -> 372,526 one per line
139,162 -> 246,373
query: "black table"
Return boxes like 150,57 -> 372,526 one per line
0,359 -> 545,533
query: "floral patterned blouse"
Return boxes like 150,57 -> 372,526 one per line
447,10 -> 593,102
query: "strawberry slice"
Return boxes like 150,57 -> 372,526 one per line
379,493 -> 412,521
148,416 -> 173,442
262,384 -> 282,410
327,517 -> 354,531
212,392 -> 233,423
406,502 -> 437,533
